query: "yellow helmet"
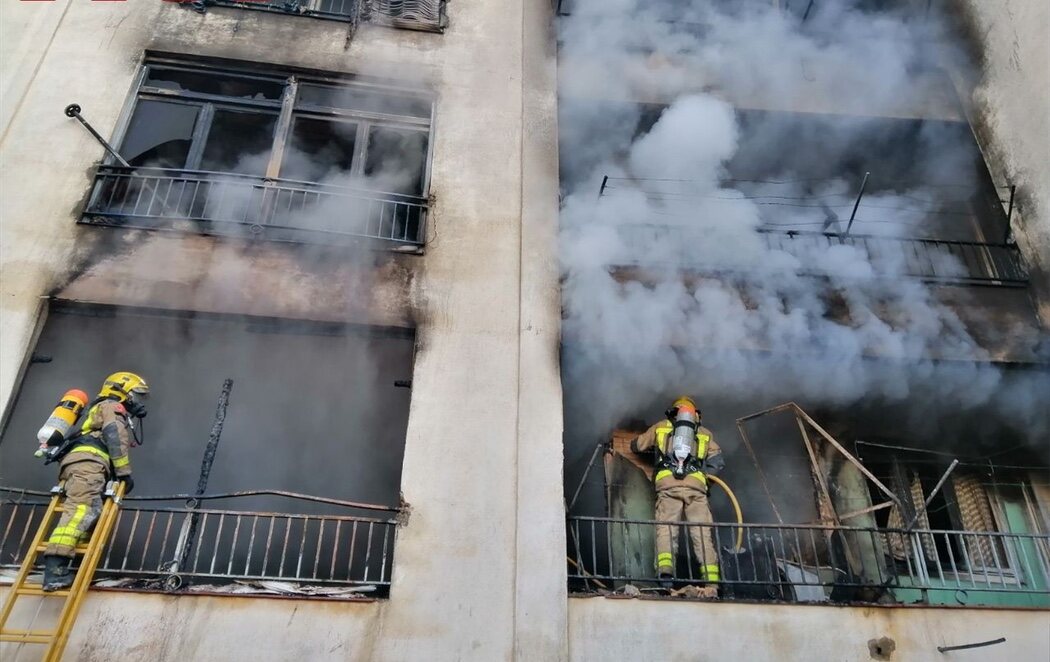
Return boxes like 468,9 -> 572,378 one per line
98,374 -> 149,405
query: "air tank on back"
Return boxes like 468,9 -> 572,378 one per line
35,389 -> 89,457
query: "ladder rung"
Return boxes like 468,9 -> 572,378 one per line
33,545 -> 90,554
15,586 -> 71,597
1,631 -> 57,644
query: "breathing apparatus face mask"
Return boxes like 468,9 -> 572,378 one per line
124,392 -> 148,419
122,390 -> 149,447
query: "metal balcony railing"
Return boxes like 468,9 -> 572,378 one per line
567,516 -> 1050,607
609,225 -> 1028,287
82,166 -> 427,247
196,0 -> 446,30
1,488 -> 399,596
206,0 -> 360,22
368,0 -> 446,30
759,229 -> 1028,286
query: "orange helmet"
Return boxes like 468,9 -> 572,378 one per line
667,395 -> 700,421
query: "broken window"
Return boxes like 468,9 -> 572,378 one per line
83,56 -> 434,246
284,116 -> 358,182
0,304 -> 414,597
364,127 -> 429,196
120,100 -> 200,169
199,109 -> 278,175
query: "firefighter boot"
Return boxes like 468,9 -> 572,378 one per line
659,572 -> 674,589
42,555 -> 74,592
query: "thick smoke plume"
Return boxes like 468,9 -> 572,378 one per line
558,1 -> 1049,451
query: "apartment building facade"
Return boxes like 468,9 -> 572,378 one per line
0,0 -> 1047,660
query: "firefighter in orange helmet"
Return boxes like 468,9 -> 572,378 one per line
41,372 -> 149,591
631,396 -> 724,593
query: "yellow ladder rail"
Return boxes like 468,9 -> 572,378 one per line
1,480 -> 125,662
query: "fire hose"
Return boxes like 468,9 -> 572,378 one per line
707,475 -> 744,552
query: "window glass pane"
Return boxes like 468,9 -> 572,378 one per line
297,84 -> 431,119
282,116 -> 358,182
199,110 -> 278,176
121,100 -> 201,168
145,67 -> 285,102
364,127 -> 428,195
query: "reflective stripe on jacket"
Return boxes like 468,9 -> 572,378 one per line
653,421 -> 711,484
633,419 -> 720,491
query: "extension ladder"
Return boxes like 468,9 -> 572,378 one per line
0,480 -> 125,662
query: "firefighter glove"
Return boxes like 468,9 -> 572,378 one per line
120,475 -> 135,495
703,453 -> 725,476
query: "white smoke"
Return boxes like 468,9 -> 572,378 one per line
558,1 -> 1050,447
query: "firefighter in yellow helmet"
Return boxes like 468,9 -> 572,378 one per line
631,395 -> 724,594
41,372 -> 149,591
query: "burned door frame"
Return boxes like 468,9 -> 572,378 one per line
736,402 -> 903,591
603,430 -> 657,585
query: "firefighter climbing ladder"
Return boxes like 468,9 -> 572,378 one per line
0,481 -> 125,662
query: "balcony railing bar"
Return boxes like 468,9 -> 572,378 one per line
608,224 -> 1028,286
82,166 -> 427,247
567,516 -> 1050,604
201,0 -> 446,31
1,490 -> 399,591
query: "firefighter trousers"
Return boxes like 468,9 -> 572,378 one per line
45,461 -> 107,558
654,484 -> 720,581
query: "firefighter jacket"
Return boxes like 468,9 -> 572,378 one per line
631,420 -> 721,492
60,399 -> 133,478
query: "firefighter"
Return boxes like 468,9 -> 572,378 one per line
41,372 -> 149,591
631,395 -> 724,593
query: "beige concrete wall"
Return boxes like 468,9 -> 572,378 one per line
0,2 -> 433,412
569,597 -> 1050,662
0,589 -> 387,661
951,0 -> 1050,318
1,1 -> 566,660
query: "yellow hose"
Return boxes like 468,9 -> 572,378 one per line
707,475 -> 744,551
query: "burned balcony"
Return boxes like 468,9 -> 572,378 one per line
567,517 -> 1050,607
0,306 -> 416,599
566,403 -> 1050,608
188,0 -> 448,32
594,174 -> 1028,287
1,488 -> 398,597
85,166 -> 426,246
79,57 -> 434,249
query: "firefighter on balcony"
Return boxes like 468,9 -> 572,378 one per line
631,395 -> 724,593
41,372 -> 149,591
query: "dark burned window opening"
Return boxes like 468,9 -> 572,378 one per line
566,403 -> 1050,608
81,56 -> 435,248
182,0 -> 448,33
0,303 -> 415,598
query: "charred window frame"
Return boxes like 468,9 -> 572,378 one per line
109,58 -> 434,191
83,56 -> 435,247
185,0 -> 448,33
